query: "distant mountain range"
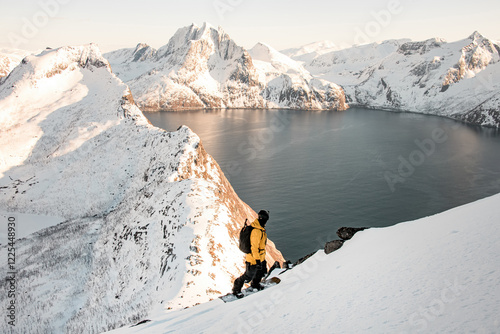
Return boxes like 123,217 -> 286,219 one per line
302,32 -> 500,127
2,24 -> 498,127
104,22 -> 347,112
103,24 -> 500,127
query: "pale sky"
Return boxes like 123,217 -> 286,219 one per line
1,0 -> 499,53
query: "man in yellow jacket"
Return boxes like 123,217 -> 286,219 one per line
232,210 -> 269,297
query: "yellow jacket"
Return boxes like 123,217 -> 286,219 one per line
245,218 -> 267,265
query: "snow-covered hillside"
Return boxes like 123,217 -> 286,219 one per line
307,32 -> 500,127
0,48 -> 32,77
104,22 -> 347,111
104,43 -> 158,82
108,192 -> 500,334
281,40 -> 339,64
0,44 -> 283,333
248,42 -> 347,110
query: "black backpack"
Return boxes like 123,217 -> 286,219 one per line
238,219 -> 260,254
238,219 -> 253,254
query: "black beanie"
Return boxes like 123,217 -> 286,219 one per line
258,210 -> 269,225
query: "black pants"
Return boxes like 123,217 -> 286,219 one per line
233,260 -> 267,293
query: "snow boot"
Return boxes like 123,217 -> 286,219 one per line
233,292 -> 244,299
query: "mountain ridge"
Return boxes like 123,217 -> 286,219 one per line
304,31 -> 500,127
104,23 -> 348,112
0,43 -> 284,333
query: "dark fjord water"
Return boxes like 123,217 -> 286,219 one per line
146,108 -> 500,262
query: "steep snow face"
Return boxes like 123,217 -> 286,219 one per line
307,32 -> 500,127
107,192 -> 500,334
106,23 -> 347,111
0,44 -> 283,333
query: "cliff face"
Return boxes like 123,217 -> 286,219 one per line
0,44 -> 284,334
104,23 -> 347,112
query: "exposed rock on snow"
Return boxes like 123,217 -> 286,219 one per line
337,226 -> 369,240
0,44 -> 284,334
105,23 -> 347,111
323,239 -> 344,254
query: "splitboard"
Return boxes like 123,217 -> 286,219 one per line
219,277 -> 281,303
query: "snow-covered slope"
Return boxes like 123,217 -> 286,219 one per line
108,192 -> 500,333
281,40 -> 339,64
307,32 -> 500,127
248,42 -> 347,110
0,44 -> 284,333
105,23 -> 347,111
0,48 -> 32,77
307,39 -> 411,86
103,43 -> 158,82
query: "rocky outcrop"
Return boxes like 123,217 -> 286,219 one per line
324,240 -> 344,254
324,227 -> 368,254
337,227 -> 369,240
294,226 -> 369,262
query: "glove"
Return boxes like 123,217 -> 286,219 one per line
255,260 -> 262,270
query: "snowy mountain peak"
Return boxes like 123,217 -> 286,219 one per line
156,22 -> 226,61
191,21 -> 213,41
249,42 -> 283,63
469,30 -> 485,41
249,42 -> 310,76
107,23 -> 346,111
130,43 -> 157,62
199,21 -> 217,37
2,44 -> 111,90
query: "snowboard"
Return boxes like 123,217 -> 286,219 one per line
219,277 -> 281,303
